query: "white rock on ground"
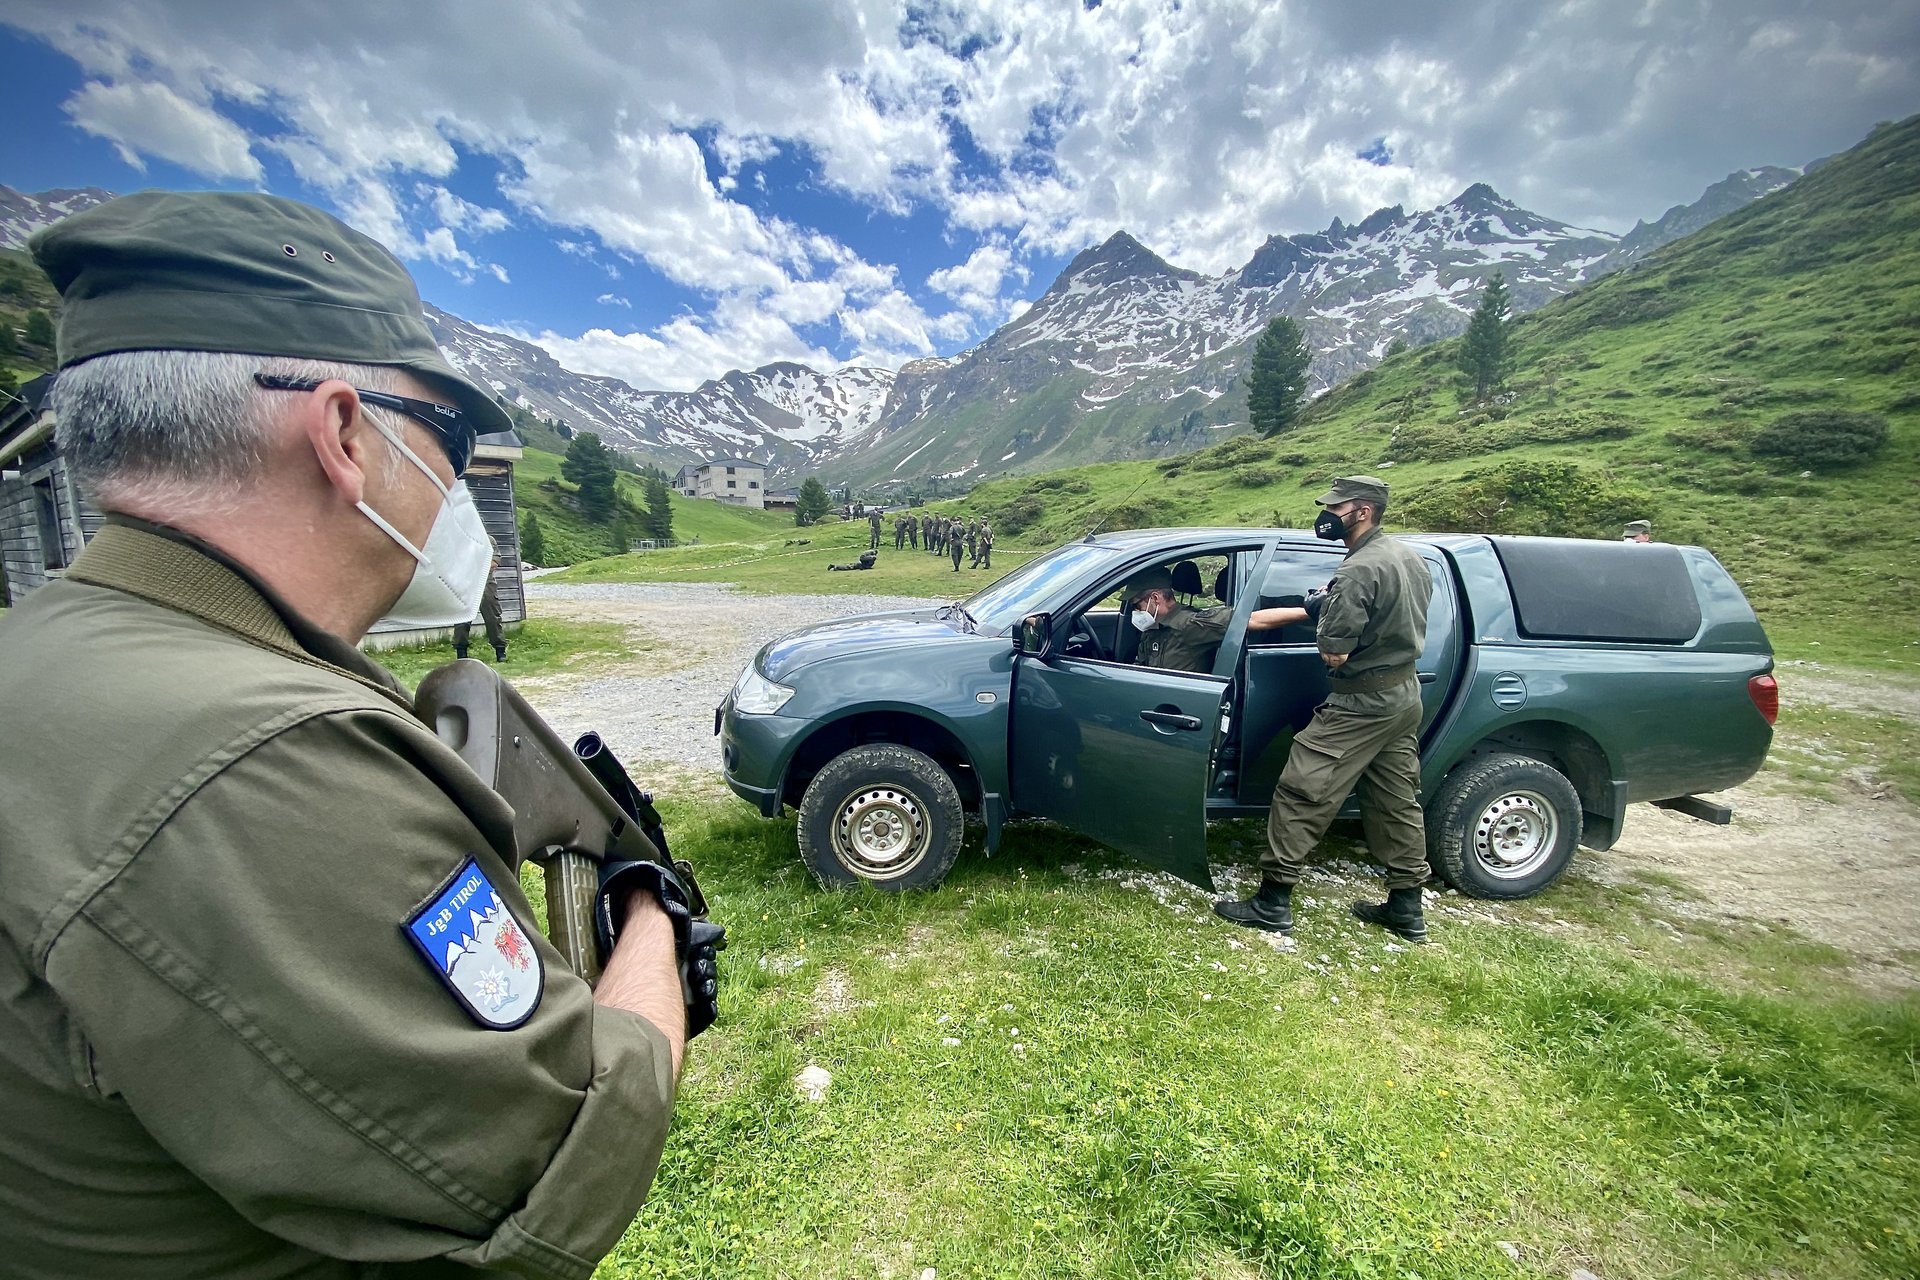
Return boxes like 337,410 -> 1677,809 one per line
793,1065 -> 832,1102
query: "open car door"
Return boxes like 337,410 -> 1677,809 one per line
1009,650 -> 1223,888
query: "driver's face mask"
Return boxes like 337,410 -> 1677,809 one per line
1130,595 -> 1159,631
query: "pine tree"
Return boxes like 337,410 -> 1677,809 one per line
644,475 -> 674,542
0,321 -> 17,358
561,433 -> 618,520
796,477 -> 831,527
1457,272 -> 1513,404
24,309 -> 55,349
1247,315 -> 1312,437
519,512 -> 549,566
607,509 -> 631,556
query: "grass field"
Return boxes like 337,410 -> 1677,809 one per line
371,616 -> 642,689
545,517 -> 1036,600
559,797 -> 1920,1280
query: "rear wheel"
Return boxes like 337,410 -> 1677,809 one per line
797,744 -> 965,890
1427,753 -> 1582,899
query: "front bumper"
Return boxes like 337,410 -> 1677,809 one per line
717,696 -> 806,817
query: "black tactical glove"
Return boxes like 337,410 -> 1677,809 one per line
1303,586 -> 1330,623
595,858 -> 725,1037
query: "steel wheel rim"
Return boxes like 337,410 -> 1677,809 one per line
834,786 -> 930,880
1471,788 -> 1559,880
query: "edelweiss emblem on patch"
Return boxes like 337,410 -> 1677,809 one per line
404,858 -> 544,1029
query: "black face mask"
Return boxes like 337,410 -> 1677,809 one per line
1314,509 -> 1347,541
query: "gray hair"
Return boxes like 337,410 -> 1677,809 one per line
52,349 -> 411,515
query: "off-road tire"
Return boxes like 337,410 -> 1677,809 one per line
1427,752 -> 1582,900
797,744 -> 965,890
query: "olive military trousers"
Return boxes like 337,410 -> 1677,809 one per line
452,579 -> 504,653
1263,680 -> 1430,891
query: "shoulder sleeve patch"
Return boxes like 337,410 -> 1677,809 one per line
403,857 -> 544,1030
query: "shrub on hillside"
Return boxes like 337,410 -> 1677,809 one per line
1230,465 -> 1279,487
1665,421 -> 1760,455
1400,460 -> 1650,537
1749,410 -> 1891,471
990,496 -> 1047,536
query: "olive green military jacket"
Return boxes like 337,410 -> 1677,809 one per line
0,521 -> 675,1279
1316,526 -> 1433,693
1135,602 -> 1231,674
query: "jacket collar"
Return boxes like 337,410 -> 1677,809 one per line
65,516 -> 415,713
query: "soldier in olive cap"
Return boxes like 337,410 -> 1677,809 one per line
0,192 -> 686,1278
1214,475 -> 1436,942
1622,519 -> 1652,543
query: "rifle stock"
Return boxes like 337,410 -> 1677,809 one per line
415,660 -> 660,984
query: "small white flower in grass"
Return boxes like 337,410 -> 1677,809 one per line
1329,995 -> 1340,1004
1009,1027 -> 1020,1037
1273,1003 -> 1284,1012
1201,993 -> 1213,1002
941,1037 -> 962,1047
1496,1241 -> 1521,1261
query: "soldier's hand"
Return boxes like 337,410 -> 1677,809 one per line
1321,650 -> 1349,670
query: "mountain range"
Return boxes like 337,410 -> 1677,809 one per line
0,160 -> 1806,487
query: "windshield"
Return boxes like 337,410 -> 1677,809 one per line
962,541 -> 1121,632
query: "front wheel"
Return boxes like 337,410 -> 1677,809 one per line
797,744 -> 965,890
1427,753 -> 1582,899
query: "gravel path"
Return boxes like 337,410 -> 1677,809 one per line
519,580 -> 941,788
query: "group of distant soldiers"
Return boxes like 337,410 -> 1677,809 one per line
894,512 -> 994,570
840,508 -> 993,572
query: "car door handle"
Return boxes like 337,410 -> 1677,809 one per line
1418,671 -> 1437,684
1140,709 -> 1203,731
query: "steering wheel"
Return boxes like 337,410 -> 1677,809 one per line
1063,618 -> 1108,661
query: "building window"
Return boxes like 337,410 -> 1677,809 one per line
726,480 -> 736,488
726,466 -> 736,475
749,480 -> 760,489
33,477 -> 69,570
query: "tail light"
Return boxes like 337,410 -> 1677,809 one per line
1748,673 -> 1779,725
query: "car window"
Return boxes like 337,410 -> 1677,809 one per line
963,541 -> 1120,632
1260,546 -> 1344,604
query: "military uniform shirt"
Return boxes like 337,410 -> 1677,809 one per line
1135,602 -> 1231,674
0,520 -> 676,1280
1315,526 -> 1432,692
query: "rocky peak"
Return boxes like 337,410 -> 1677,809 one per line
1449,182 -> 1515,215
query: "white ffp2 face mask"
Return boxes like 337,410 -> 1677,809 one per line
1130,608 -> 1156,632
357,428 -> 494,629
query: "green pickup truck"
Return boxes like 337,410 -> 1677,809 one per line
717,527 -> 1778,898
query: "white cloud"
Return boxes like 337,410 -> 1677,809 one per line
63,79 -> 262,181
927,242 -> 1027,315
11,0 -> 1912,381
596,293 -> 630,308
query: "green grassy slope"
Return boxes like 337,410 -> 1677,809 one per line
0,247 -> 60,385
948,115 -> 1920,666
513,445 -> 792,564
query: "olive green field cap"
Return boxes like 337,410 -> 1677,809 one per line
1623,519 -> 1652,534
29,190 -> 509,436
1122,567 -> 1173,602
1313,475 -> 1391,507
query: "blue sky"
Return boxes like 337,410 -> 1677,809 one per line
2,2 -> 1913,392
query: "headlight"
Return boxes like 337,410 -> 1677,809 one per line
731,664 -> 796,715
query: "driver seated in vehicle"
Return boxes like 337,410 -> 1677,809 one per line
1125,567 -> 1233,673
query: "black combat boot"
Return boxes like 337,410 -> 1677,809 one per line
494,644 -> 508,662
1212,880 -> 1293,933
454,643 -> 469,660
1351,886 -> 1428,943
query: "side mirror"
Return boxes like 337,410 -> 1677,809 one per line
1017,612 -> 1053,659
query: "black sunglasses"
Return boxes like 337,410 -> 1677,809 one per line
253,373 -> 476,479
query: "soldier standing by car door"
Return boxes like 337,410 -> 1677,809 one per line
1214,475 -> 1436,943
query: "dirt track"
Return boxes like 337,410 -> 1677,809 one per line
524,581 -> 1920,988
